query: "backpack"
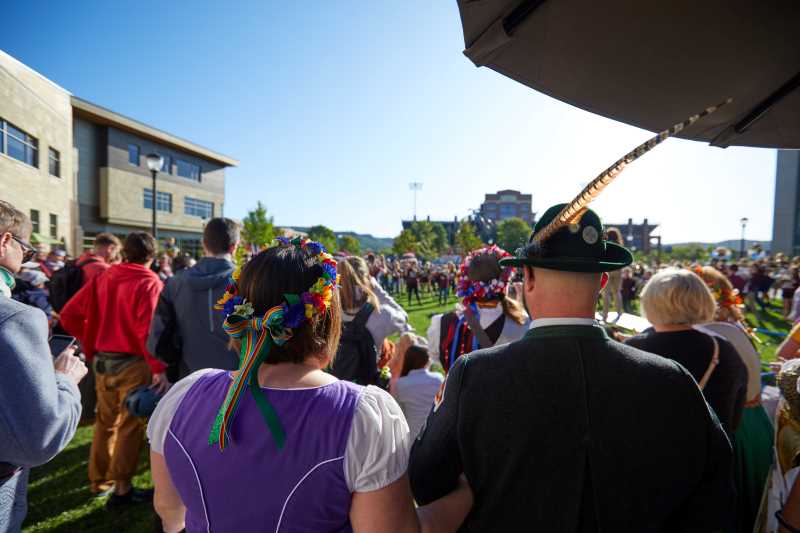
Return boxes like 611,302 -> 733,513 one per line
329,303 -> 380,386
49,258 -> 98,312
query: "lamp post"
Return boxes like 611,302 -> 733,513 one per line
739,217 -> 749,258
145,153 -> 164,239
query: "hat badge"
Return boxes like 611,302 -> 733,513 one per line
582,226 -> 599,245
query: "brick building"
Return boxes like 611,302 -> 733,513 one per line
480,189 -> 534,224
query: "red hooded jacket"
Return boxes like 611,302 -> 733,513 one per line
60,262 -> 165,374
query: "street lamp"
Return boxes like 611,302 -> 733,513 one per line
145,153 -> 164,239
409,182 -> 423,221
740,217 -> 749,258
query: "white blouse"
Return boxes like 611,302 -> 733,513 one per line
147,369 -> 411,493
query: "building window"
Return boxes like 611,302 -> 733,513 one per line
159,154 -> 171,174
30,209 -> 40,234
128,144 -> 139,166
499,204 -> 516,219
49,214 -> 58,239
48,148 -> 60,177
176,159 -> 201,182
184,197 -> 214,218
143,189 -> 172,213
0,119 -> 38,167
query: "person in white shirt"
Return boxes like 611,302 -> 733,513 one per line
390,334 -> 443,439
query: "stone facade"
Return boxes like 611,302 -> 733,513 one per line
0,51 -> 77,253
480,190 -> 534,223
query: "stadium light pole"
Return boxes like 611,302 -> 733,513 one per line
409,182 -> 423,221
739,217 -> 749,258
145,153 -> 164,240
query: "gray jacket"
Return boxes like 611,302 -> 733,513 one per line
147,257 -> 238,379
0,297 -> 81,532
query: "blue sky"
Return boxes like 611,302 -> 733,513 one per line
1,1 -> 776,243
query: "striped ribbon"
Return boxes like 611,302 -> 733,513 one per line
209,305 -> 290,451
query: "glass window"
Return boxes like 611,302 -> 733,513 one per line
176,159 -> 201,182
128,144 -> 139,166
499,204 -> 516,219
143,189 -> 172,213
30,210 -> 40,234
1,119 -> 38,167
184,197 -> 214,218
49,214 -> 57,239
159,154 -> 171,174
48,148 -> 60,177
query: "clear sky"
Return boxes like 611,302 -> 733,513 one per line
1,1 -> 777,244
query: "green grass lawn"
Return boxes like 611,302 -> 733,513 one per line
22,289 -> 791,532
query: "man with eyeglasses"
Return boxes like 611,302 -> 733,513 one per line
0,200 -> 87,532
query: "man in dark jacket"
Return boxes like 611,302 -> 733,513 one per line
409,204 -> 735,532
147,218 -> 240,379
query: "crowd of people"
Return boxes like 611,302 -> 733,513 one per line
1,196 -> 800,532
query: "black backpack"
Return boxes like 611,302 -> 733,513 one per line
49,258 -> 98,312
329,303 -> 380,386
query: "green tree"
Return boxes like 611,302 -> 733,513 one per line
455,221 -> 483,255
393,229 -> 420,256
308,225 -> 337,252
241,201 -> 276,249
406,220 -> 449,258
338,235 -> 361,255
496,217 -> 531,253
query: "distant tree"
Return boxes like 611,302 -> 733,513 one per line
431,223 -> 449,254
308,225 -> 337,252
393,229 -> 420,256
455,221 -> 484,255
496,217 -> 531,253
241,201 -> 276,250
338,235 -> 361,255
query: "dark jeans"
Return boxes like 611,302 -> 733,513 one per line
438,287 -> 449,304
408,285 -> 421,305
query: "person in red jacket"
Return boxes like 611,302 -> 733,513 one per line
60,231 -> 166,507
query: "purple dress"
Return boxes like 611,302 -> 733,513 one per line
164,370 -> 363,532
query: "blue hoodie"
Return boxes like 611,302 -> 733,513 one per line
147,257 -> 238,379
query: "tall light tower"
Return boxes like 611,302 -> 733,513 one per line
409,182 -> 423,221
740,217 -> 749,258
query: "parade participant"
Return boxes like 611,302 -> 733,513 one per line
694,266 -> 774,532
0,200 -> 86,532
330,255 -> 409,386
60,232 -> 166,504
389,333 -> 443,439
147,218 -> 240,380
601,227 -> 624,321
409,204 -> 735,531
426,245 -> 528,373
147,238 -> 472,532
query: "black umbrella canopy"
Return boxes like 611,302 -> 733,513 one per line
457,0 -> 800,148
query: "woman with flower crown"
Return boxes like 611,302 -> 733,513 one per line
426,245 -> 529,373
694,265 -> 774,533
146,238 -> 472,533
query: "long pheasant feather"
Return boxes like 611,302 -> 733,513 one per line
533,98 -> 733,244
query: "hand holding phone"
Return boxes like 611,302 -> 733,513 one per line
49,335 -> 77,358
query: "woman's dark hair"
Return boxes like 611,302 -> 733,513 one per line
235,245 -> 342,365
401,345 -> 430,377
123,232 -> 157,264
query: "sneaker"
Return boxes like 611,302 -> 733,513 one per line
106,487 -> 154,508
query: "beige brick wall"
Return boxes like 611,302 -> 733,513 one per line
0,51 -> 76,253
100,167 -> 224,232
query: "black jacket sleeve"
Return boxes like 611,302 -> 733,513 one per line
408,355 -> 467,504
145,284 -> 182,382
668,363 -> 736,533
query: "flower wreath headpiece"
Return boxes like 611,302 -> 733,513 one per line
456,245 -> 513,306
210,236 -> 338,451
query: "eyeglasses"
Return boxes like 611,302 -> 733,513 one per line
11,235 -> 35,262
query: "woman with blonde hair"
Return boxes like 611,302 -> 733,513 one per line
694,266 -> 773,532
330,255 -> 409,386
625,268 -> 748,435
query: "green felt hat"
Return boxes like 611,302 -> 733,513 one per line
499,204 -> 633,273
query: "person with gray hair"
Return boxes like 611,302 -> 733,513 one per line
0,200 -> 86,532
625,268 -> 748,435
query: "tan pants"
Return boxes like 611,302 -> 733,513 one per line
89,357 -> 151,487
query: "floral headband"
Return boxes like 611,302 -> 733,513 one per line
209,237 -> 338,451
456,245 -> 513,306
